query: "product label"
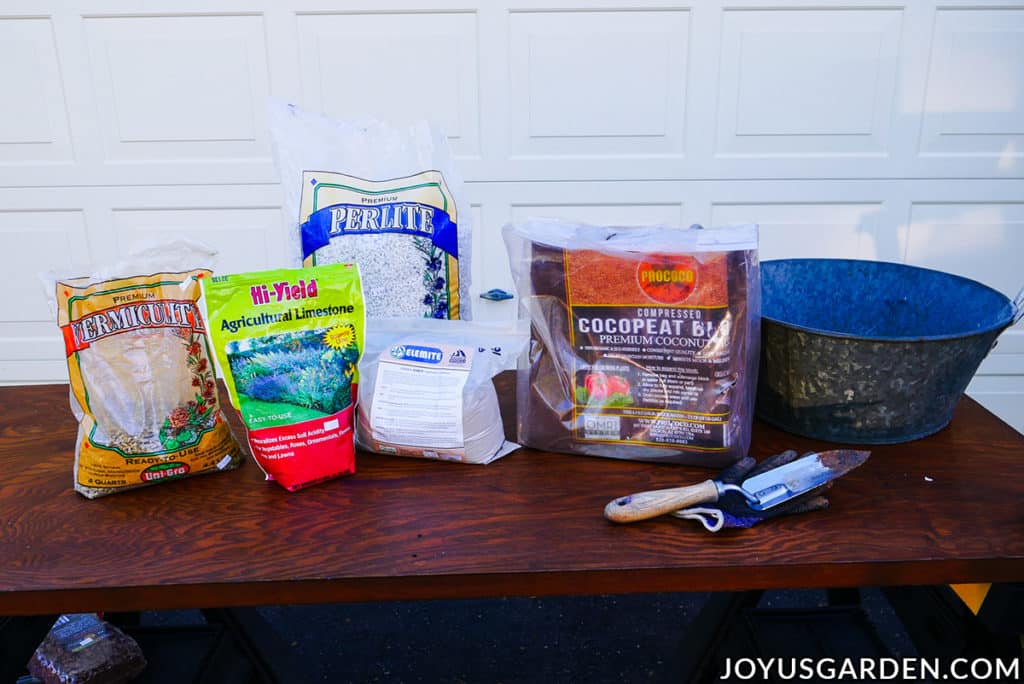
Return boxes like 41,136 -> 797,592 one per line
367,343 -> 474,461
297,170 -> 461,319
566,250 -> 734,451
246,407 -> 356,490
50,614 -> 116,653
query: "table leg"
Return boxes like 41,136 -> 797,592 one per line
675,591 -> 764,683
882,585 -> 1020,660
827,588 -> 861,606
202,607 -> 319,684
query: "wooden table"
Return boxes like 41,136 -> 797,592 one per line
2,381 -> 1023,619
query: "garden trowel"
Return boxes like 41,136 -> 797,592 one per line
604,449 -> 870,523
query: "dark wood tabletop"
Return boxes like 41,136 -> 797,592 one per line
2,378 -> 1023,616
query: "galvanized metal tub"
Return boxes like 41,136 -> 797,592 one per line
756,258 -> 1017,444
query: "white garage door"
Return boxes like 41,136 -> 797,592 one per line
2,0 -> 1022,432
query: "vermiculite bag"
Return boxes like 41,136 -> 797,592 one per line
504,220 -> 760,468
269,99 -> 472,320
44,241 -> 244,498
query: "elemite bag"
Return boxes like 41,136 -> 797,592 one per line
356,318 -> 528,464
45,241 -> 244,499
269,99 -> 471,320
204,264 -> 365,491
504,220 -> 760,467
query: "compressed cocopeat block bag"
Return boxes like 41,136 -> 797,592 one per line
504,220 -> 760,467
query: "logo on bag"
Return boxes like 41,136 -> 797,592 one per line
449,349 -> 468,365
637,256 -> 699,305
62,301 -> 205,355
391,345 -> 443,364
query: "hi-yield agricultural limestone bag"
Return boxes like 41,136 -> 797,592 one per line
203,263 -> 365,491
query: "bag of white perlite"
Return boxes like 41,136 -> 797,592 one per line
269,99 -> 472,320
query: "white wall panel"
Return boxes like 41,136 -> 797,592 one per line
0,210 -> 90,324
920,8 -> 1024,172
83,14 -> 271,163
111,208 -> 280,274
711,203 -> 883,261
0,209 -> 90,385
0,17 -> 72,164
468,203 -> 518,322
509,203 -> 684,226
901,203 -> 1024,301
968,376 -> 1024,435
716,9 -> 902,159
508,9 -> 688,157
296,11 -> 480,157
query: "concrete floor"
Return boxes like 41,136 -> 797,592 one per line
138,588 -> 918,683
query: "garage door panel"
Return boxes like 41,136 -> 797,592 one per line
0,16 -> 72,163
296,11 -> 480,158
902,202 -> 1024,302
711,203 -> 884,261
82,14 -> 271,163
508,9 -> 689,158
111,208 -> 280,275
716,8 -> 903,158
920,8 -> 1024,167
0,210 -> 91,324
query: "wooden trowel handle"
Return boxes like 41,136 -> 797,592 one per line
604,480 -> 720,523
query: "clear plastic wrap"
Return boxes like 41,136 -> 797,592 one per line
357,318 -> 528,464
503,220 -> 760,467
268,99 -> 472,320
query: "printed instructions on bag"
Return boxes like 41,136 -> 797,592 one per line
369,343 -> 474,460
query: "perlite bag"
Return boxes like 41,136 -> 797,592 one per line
269,99 -> 472,320
504,220 -> 760,467
44,241 -> 244,498
203,264 -> 365,491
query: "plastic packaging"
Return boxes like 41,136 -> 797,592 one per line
269,99 -> 472,320
203,264 -> 365,491
28,613 -> 146,684
357,318 -> 529,464
42,240 -> 244,498
504,220 -> 760,467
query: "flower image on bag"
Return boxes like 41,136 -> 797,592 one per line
44,241 -> 244,499
227,327 -> 358,418
204,264 -> 365,492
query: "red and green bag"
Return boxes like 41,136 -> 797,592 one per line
204,264 -> 365,491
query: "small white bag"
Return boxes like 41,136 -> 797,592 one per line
357,318 -> 528,464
